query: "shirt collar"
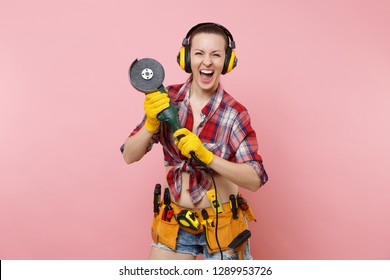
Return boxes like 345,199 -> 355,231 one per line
172,80 -> 191,103
174,79 -> 224,122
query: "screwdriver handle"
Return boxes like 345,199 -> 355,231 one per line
230,194 -> 238,219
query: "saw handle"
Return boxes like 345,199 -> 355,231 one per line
155,86 -> 182,132
156,86 -> 207,167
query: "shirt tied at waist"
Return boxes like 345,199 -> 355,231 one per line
166,160 -> 213,204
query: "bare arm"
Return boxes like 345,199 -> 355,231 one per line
173,128 -> 262,191
208,156 -> 261,192
123,90 -> 171,164
122,125 -> 154,164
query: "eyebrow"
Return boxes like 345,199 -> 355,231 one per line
193,49 -> 223,53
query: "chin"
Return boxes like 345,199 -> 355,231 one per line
194,77 -> 219,93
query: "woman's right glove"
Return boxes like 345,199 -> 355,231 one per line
173,128 -> 214,165
143,91 -> 170,133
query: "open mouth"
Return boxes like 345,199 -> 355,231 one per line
200,69 -> 214,83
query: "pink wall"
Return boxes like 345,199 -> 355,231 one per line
1,0 -> 389,259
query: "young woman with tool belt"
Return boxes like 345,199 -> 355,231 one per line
122,23 -> 268,260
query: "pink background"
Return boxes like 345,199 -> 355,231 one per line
1,0 -> 389,259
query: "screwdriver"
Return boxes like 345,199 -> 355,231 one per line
153,184 -> 161,215
237,194 -> 249,210
162,188 -> 173,222
237,194 -> 257,222
229,194 -> 238,219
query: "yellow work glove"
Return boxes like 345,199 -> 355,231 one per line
173,128 -> 214,165
143,91 -> 170,133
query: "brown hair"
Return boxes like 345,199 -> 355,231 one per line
188,23 -> 229,51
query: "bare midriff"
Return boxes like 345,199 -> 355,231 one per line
165,165 -> 238,209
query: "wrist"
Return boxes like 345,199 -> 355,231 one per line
202,150 -> 214,165
145,117 -> 160,133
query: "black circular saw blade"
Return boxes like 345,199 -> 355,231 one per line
129,58 -> 165,93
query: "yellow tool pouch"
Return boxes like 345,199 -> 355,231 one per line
203,204 -> 248,254
151,206 -> 180,250
242,206 -> 256,222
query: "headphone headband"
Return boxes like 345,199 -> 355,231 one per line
181,22 -> 236,49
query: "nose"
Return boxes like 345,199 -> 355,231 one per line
202,55 -> 212,67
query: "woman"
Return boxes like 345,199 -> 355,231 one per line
122,23 -> 268,260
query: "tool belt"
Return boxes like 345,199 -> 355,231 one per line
151,190 -> 256,254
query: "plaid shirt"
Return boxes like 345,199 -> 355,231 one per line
130,80 -> 268,203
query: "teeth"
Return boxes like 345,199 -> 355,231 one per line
200,70 -> 214,74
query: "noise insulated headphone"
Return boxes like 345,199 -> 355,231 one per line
177,22 -> 238,75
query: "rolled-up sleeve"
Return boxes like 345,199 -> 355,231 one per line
231,110 -> 268,186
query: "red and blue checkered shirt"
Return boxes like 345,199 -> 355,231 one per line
130,80 -> 268,203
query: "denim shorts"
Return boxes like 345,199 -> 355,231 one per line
151,228 -> 253,260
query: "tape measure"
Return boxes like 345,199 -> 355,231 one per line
176,210 -> 200,231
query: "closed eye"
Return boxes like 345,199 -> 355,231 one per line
193,49 -> 204,55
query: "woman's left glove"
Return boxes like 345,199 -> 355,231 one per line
173,128 -> 214,165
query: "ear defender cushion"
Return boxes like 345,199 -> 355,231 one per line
222,48 -> 237,75
177,46 -> 192,73
177,47 -> 186,71
184,46 -> 192,73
